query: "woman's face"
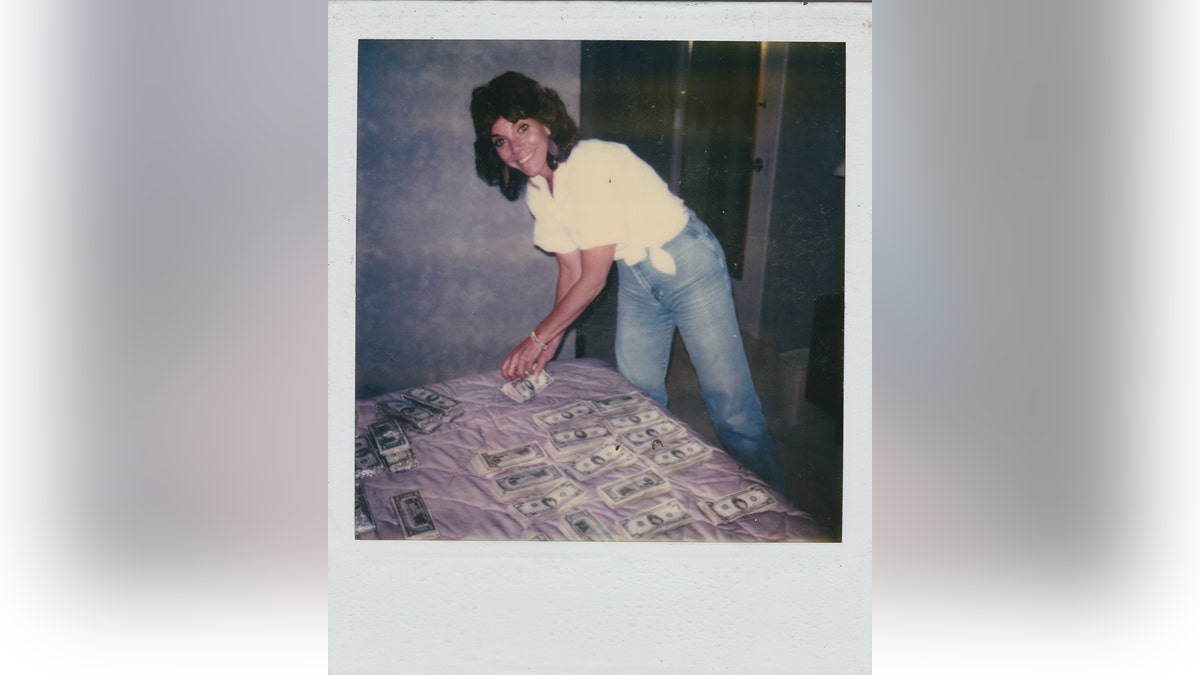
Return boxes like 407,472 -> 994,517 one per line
490,117 -> 554,181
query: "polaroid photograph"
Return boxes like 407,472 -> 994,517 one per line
329,2 -> 871,671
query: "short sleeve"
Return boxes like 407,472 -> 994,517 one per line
532,214 -> 576,253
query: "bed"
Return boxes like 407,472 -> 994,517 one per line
354,358 -> 828,542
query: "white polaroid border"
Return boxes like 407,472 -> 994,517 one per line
329,2 -> 871,671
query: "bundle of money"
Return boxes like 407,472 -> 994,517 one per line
546,422 -> 613,459
617,499 -> 694,541
645,439 -> 713,474
533,400 -> 598,429
697,485 -> 778,525
354,484 -> 376,537
401,386 -> 465,424
470,441 -> 548,477
561,509 -> 615,542
500,369 -> 553,403
377,397 -> 445,434
367,418 -> 420,473
564,442 -> 638,482
354,433 -> 384,480
602,407 -> 668,434
597,468 -> 672,507
528,533 -> 551,541
591,390 -> 652,414
618,420 -> 686,452
508,480 -> 587,524
489,464 -> 566,502
390,489 -> 440,539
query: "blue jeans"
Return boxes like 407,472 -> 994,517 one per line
615,214 -> 787,494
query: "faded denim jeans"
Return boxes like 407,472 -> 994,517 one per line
615,213 -> 787,494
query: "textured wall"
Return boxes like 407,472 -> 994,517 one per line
356,41 -> 581,398
761,43 -> 847,352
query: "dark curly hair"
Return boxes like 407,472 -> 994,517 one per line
470,71 -> 580,201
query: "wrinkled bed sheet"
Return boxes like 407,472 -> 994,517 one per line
356,358 -> 828,542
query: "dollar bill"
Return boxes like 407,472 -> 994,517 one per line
564,442 -> 638,481
391,490 -> 439,539
603,407 -> 667,432
355,484 -> 376,537
592,391 -> 651,414
490,464 -> 566,500
646,439 -> 713,474
354,433 -> 383,480
377,398 -> 445,434
533,400 -> 598,428
471,441 -> 547,476
561,509 -> 615,542
529,533 -> 550,541
619,420 -> 685,450
598,468 -> 672,507
500,369 -> 553,403
697,486 -> 778,525
368,418 -> 420,473
548,423 -> 613,457
400,386 -> 464,420
617,499 -> 694,541
509,480 -> 587,523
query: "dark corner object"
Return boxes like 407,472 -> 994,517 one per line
805,291 -> 844,422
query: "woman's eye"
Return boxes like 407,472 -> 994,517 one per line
494,138 -> 505,148
518,123 -> 528,133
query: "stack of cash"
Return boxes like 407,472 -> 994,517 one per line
500,369 -> 553,403
617,499 -> 694,541
470,441 -> 548,477
563,442 -> 638,482
401,386 -> 465,424
618,419 -> 686,452
367,418 -> 420,473
528,533 -> 551,541
546,422 -> 613,459
376,397 -> 446,434
601,407 -> 668,435
533,400 -> 598,429
645,439 -> 713,474
697,485 -> 778,525
591,391 -> 651,414
597,468 -> 672,507
391,489 -> 440,539
561,508 -> 615,542
354,484 -> 376,537
489,464 -> 566,502
508,480 -> 587,524
354,433 -> 384,480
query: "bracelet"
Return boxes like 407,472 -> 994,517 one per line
530,330 -> 550,351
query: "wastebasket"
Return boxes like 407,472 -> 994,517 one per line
777,348 -> 810,426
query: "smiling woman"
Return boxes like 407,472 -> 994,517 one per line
468,71 -> 788,494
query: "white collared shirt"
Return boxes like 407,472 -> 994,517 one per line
526,140 -> 689,274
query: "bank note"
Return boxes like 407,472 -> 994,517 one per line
391,490 -> 439,539
646,439 -> 712,474
562,509 -> 615,542
697,486 -> 778,525
509,480 -> 587,523
548,423 -> 612,458
603,407 -> 667,433
471,441 -> 548,476
564,442 -> 638,481
617,499 -> 694,541
619,420 -> 686,451
368,418 -> 420,473
591,391 -> 651,414
354,484 -> 376,537
490,464 -> 566,501
377,398 -> 444,434
534,401 -> 598,429
598,468 -> 671,507
354,433 -> 383,480
401,386 -> 465,422
500,369 -> 553,403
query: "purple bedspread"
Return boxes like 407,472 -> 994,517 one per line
355,358 -> 827,542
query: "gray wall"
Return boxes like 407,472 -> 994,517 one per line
356,41 -> 581,398
760,43 -> 846,352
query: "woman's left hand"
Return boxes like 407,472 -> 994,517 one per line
501,333 -> 562,381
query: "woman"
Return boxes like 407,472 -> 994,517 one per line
470,71 -> 787,495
